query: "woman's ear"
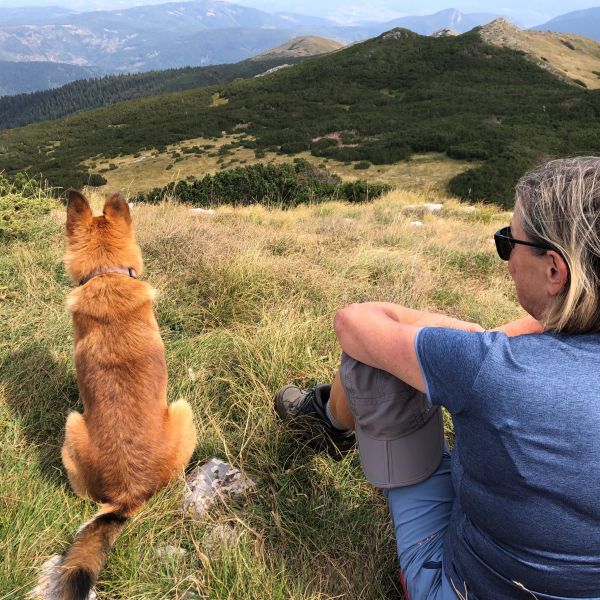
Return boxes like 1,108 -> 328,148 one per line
546,251 -> 569,296
103,193 -> 131,225
66,189 -> 92,235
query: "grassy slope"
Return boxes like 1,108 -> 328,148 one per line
251,36 -> 344,60
2,29 -> 600,204
480,19 -> 600,89
0,189 -> 521,599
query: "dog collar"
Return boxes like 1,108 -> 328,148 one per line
79,267 -> 138,286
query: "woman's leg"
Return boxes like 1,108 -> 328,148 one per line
386,450 -> 457,599
328,370 -> 355,431
337,353 -> 457,598
275,355 -> 456,597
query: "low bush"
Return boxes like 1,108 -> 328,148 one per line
133,160 -> 391,207
447,150 -> 538,208
87,173 -> 107,187
313,140 -> 411,165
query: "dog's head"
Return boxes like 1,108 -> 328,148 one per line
64,190 -> 143,285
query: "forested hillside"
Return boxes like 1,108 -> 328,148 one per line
2,28 -> 600,205
0,57 -> 302,130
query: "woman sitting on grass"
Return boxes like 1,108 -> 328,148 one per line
276,157 -> 600,599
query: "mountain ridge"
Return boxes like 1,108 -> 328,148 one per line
0,3 -> 503,76
1,26 -> 598,208
251,36 -> 344,61
480,18 -> 600,89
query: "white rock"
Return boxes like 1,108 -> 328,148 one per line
410,221 -> 424,227
402,203 -> 444,215
184,458 -> 258,518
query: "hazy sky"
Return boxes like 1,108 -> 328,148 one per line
2,0 -> 599,27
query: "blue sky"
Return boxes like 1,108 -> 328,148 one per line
2,0 -> 599,27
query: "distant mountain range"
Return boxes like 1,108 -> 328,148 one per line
0,5 -> 75,25
372,9 -> 501,36
3,2 -> 600,96
533,7 -> 600,41
0,1 -> 340,73
0,37 -> 339,129
0,2 -> 502,80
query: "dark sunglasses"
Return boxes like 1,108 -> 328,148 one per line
494,226 -> 560,261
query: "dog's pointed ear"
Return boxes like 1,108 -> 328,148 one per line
66,189 -> 92,235
103,192 -> 131,225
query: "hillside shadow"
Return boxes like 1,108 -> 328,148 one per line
2,344 -> 78,485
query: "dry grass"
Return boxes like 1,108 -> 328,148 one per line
481,19 -> 600,89
84,134 -> 476,197
0,188 -> 521,599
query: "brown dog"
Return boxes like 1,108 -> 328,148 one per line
54,190 -> 197,599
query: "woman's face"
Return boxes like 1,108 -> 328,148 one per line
508,205 -> 557,320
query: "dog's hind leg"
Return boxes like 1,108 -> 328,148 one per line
165,400 -> 197,473
61,411 -> 94,499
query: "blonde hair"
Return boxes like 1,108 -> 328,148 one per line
515,157 -> 600,334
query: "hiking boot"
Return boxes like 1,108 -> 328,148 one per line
275,384 -> 355,453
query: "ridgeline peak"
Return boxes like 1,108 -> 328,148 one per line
381,28 -> 420,41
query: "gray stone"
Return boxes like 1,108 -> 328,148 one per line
184,458 -> 258,518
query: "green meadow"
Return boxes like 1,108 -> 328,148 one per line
0,184 -> 521,599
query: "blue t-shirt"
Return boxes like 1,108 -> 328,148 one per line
415,328 -> 600,600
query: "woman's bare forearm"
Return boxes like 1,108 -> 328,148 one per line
348,302 -> 484,332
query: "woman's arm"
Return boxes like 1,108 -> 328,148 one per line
365,303 -> 484,331
333,303 -> 481,393
333,303 -> 543,393
374,303 -> 544,336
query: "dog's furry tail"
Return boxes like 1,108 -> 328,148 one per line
53,508 -> 130,600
